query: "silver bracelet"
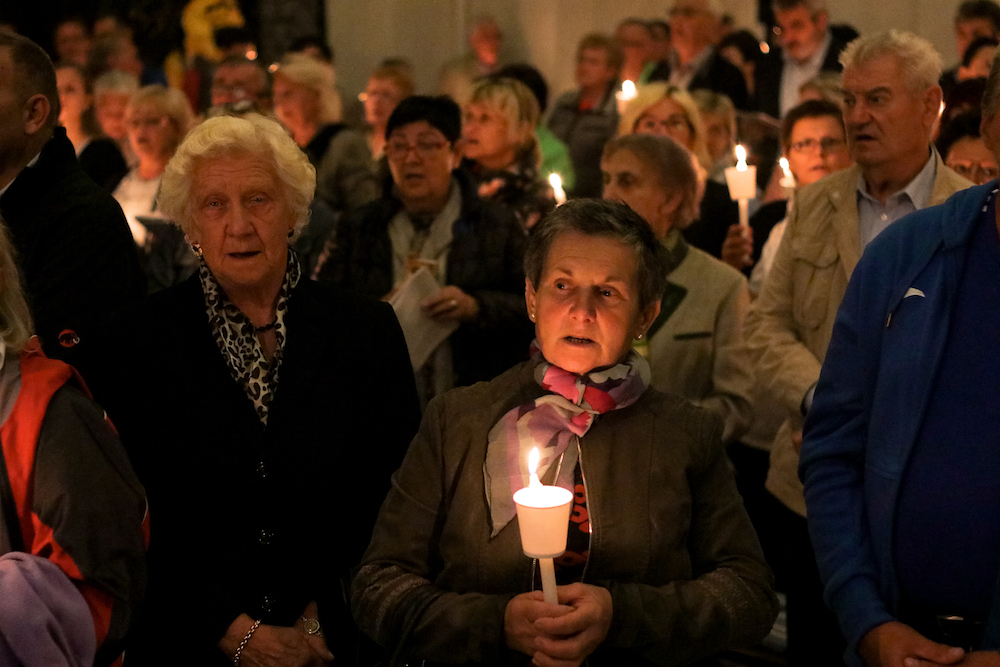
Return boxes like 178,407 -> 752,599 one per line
233,619 -> 261,666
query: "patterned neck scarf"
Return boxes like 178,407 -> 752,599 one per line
483,343 -> 650,537
199,249 -> 301,426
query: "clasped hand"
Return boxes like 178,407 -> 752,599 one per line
220,602 -> 333,667
505,583 -> 613,667
859,621 -> 1000,667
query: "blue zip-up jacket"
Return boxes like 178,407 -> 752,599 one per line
799,182 -> 997,664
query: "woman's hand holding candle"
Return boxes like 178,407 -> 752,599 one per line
504,584 -> 613,667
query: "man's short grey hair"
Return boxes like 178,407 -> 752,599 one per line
982,47 -> 1000,117
839,30 -> 943,93
158,114 -> 316,238
772,0 -> 827,15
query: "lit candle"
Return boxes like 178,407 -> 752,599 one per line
615,79 -> 637,114
724,144 -> 757,228
779,157 -> 795,189
549,173 -> 567,206
512,447 -> 574,605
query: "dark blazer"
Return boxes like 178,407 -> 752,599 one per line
78,137 -> 128,192
0,127 -> 145,366
753,34 -> 848,119
690,50 -> 750,110
318,170 -> 534,388
87,276 -> 421,666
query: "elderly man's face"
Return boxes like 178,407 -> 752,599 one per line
841,54 -> 940,172
601,148 -> 679,237
670,0 -> 717,57
187,153 -> 295,298
386,121 -> 461,215
774,5 -> 827,64
212,63 -> 267,109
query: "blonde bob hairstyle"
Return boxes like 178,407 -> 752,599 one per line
0,218 -> 33,353
157,114 -> 317,238
466,77 -> 541,168
618,83 -> 712,171
603,133 -> 702,231
274,53 -> 343,125
127,85 -> 195,137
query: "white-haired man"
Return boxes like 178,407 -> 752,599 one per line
745,30 -> 972,666
801,49 -> 1000,667
754,0 -> 850,118
666,0 -> 749,109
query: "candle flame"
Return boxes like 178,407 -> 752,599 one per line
548,173 -> 562,190
622,80 -> 636,97
779,157 -> 791,175
735,144 -> 748,172
528,447 -> 539,475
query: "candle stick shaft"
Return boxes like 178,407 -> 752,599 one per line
738,198 -> 749,229
539,558 -> 558,604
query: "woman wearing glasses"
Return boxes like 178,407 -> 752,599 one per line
317,96 -> 533,405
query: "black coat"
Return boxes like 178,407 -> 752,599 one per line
689,50 -> 750,110
87,276 -> 421,666
0,128 -> 144,366
317,171 -> 534,388
753,35 -> 848,119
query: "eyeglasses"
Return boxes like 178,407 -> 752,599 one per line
947,160 -> 999,185
790,137 -> 846,153
636,114 -> 692,136
385,139 -> 449,159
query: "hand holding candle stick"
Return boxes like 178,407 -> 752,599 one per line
513,447 -> 574,605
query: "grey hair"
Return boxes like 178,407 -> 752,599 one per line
839,30 -> 942,93
274,53 -> 342,124
157,114 -> 316,237
0,217 -> 33,352
983,47 -> 1000,118
603,134 -> 701,230
128,85 -> 195,136
525,199 -> 669,310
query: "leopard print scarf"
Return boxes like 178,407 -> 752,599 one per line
199,249 -> 301,425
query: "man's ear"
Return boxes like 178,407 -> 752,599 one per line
22,94 -> 50,136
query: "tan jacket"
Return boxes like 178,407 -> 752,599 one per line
648,239 -> 753,444
745,156 -> 971,516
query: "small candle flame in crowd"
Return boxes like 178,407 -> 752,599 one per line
621,80 -> 636,98
528,447 -> 542,488
779,157 -> 795,188
735,144 -> 748,171
549,173 -> 567,205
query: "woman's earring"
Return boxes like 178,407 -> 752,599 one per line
529,310 -> 536,321
636,333 -> 644,340
189,241 -> 203,258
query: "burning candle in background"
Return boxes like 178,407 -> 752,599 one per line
549,173 -> 567,205
615,79 -> 636,114
724,144 -> 757,228
779,157 -> 795,188
512,447 -> 573,605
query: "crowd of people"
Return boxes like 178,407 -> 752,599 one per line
0,0 -> 1000,666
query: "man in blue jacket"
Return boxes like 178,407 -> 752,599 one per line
801,51 -> 1000,667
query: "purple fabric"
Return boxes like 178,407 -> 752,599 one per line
484,343 -> 650,537
0,552 -> 95,667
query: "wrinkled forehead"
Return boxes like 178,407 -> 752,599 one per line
842,53 -> 908,92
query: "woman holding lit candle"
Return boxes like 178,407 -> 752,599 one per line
618,82 -> 740,260
353,198 -> 777,666
462,77 -> 557,231
87,114 -> 421,666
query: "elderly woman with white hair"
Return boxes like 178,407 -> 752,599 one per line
87,114 -> 420,666
273,53 -> 379,216
461,77 -> 556,230
601,133 -> 753,445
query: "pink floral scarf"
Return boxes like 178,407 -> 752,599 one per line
484,343 -> 650,537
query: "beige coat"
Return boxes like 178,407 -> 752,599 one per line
745,156 -> 971,516
648,236 -> 753,444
